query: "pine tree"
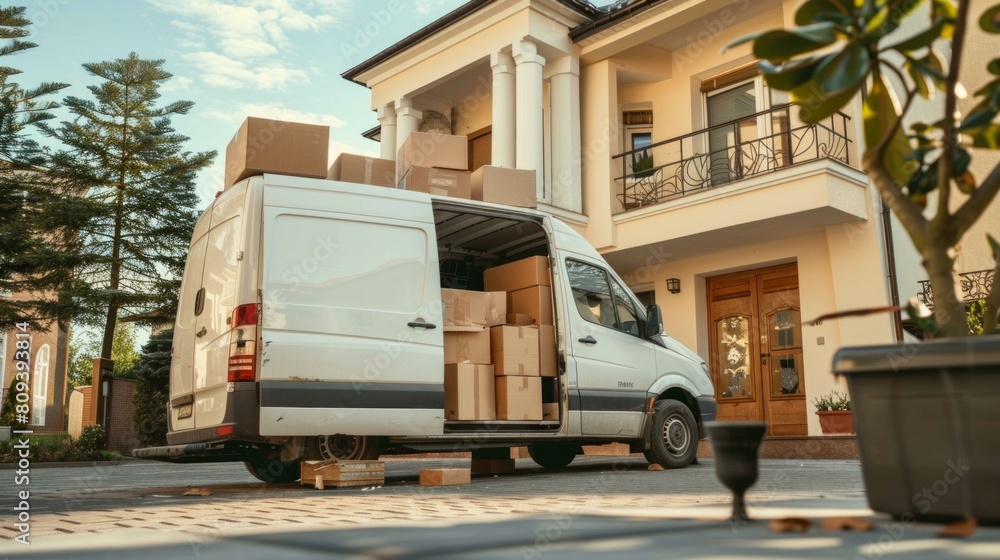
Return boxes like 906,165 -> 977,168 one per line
0,6 -> 77,327
47,53 -> 215,359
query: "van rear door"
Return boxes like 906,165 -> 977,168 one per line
258,177 -> 444,436
170,186 -> 248,433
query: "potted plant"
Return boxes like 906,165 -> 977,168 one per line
728,0 -> 1000,525
631,150 -> 655,178
810,391 -> 853,434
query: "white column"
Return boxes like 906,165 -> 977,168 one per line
514,39 -> 545,197
491,50 -> 516,168
394,96 -> 422,156
549,55 -> 581,213
377,103 -> 397,161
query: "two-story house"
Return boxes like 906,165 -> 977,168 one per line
342,0 -> 997,439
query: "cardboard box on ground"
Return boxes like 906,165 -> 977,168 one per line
225,117 -> 330,189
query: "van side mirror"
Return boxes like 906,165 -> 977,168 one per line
646,304 -> 664,338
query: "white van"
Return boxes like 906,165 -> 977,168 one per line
134,174 -> 717,482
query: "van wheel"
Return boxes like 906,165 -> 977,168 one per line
316,434 -> 383,461
243,456 -> 301,483
527,442 -> 580,469
645,399 -> 698,469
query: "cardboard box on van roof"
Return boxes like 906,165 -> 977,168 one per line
400,167 -> 471,199
484,256 -> 551,292
225,117 -> 329,188
442,289 -> 506,328
328,153 -> 395,188
470,165 -> 537,208
397,131 -> 468,180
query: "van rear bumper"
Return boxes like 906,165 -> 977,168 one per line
133,439 -> 281,464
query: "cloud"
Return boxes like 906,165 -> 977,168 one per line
203,102 -> 345,129
148,0 -> 351,90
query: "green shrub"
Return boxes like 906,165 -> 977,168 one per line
133,329 -> 172,447
75,425 -> 107,460
0,383 -> 29,431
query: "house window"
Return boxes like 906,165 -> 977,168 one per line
31,343 -> 50,426
706,80 -> 759,186
623,110 -> 653,177
0,333 -> 6,411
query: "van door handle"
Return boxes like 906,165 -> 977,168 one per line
196,327 -> 207,338
578,335 -> 597,344
407,321 -> 437,329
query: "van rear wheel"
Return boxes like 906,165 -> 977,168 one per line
528,442 -> 580,469
316,434 -> 383,461
645,399 -> 698,469
243,456 -> 301,483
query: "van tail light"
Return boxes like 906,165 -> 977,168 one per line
228,303 -> 259,382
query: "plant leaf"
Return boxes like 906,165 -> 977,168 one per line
970,124 -> 1000,148
793,80 -> 861,124
812,42 -> 871,94
886,19 -> 946,52
981,4 -> 1000,33
864,74 -> 915,185
906,60 -> 934,99
795,0 -> 850,26
752,23 -> 838,61
760,56 -> 825,91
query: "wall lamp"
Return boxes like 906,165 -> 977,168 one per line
666,278 -> 681,294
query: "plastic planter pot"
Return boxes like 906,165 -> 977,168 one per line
832,335 -> 1000,526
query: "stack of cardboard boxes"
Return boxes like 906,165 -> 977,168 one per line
442,255 -> 556,422
397,132 -> 470,198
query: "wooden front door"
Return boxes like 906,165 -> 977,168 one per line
707,263 -> 806,436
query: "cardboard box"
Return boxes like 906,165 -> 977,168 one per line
444,329 -> 490,364
444,364 -> 496,420
542,402 -> 559,421
471,165 -> 537,208
399,167 -> 471,198
442,289 -> 506,328
491,326 -> 539,377
300,459 -> 385,488
397,132 -> 468,179
539,325 -> 557,377
327,153 -> 395,187
505,313 -> 534,326
484,256 -> 551,292
508,285 -> 554,326
419,468 -> 471,486
495,376 -> 542,420
225,117 -> 329,188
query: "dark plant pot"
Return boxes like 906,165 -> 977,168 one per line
816,410 -> 853,434
833,334 -> 1000,526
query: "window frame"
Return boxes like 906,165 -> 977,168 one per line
566,258 -> 646,339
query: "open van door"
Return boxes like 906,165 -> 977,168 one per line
257,177 -> 444,436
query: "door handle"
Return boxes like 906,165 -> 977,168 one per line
578,335 -> 597,344
407,321 -> 437,329
196,327 -> 207,338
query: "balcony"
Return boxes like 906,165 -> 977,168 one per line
613,105 -> 853,213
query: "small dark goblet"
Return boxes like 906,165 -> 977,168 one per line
705,421 -> 767,521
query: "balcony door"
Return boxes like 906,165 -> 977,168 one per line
706,80 -> 760,186
707,263 -> 807,436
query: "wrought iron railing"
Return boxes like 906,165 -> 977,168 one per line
613,104 -> 853,212
919,269 -> 996,308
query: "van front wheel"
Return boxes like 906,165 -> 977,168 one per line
315,434 -> 383,461
645,399 -> 698,469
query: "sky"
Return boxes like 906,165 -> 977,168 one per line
14,0 -> 468,207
